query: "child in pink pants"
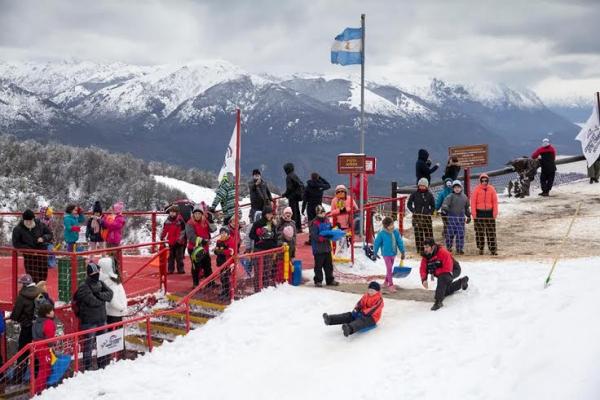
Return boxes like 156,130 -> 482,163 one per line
372,217 -> 406,292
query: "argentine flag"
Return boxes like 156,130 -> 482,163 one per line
331,27 -> 363,66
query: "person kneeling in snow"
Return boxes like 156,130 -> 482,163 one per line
323,281 -> 383,337
420,238 -> 469,311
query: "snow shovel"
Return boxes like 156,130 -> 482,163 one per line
392,259 -> 412,278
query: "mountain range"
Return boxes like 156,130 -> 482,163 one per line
0,59 -> 581,193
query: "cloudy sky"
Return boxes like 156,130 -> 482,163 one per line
1,0 -> 598,101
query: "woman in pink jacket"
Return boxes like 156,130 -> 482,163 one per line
330,185 -> 358,230
102,202 -> 126,248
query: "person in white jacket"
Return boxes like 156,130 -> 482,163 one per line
98,257 -> 128,325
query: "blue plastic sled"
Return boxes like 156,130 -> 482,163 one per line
392,266 -> 412,278
240,258 -> 253,277
319,229 -> 347,241
357,324 -> 377,334
47,354 -> 71,386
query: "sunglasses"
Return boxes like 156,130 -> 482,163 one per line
336,190 -> 346,193
481,179 -> 489,183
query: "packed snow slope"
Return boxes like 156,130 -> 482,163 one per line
41,258 -> 600,400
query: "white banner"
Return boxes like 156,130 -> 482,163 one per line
218,123 -> 238,182
576,103 -> 600,166
96,328 -> 125,358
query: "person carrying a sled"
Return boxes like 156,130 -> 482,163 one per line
323,281 -> 383,337
420,238 -> 469,311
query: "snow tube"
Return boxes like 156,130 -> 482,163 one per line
357,325 -> 377,334
319,229 -> 347,241
47,354 -> 71,386
392,266 -> 412,278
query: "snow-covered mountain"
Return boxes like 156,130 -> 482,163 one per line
0,59 -> 580,189
542,95 -> 596,125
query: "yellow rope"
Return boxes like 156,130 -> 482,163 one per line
544,202 -> 582,288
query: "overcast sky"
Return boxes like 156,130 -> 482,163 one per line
1,0 -> 599,101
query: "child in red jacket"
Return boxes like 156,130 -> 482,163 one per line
214,227 -> 235,300
32,302 -> 56,394
323,281 -> 383,337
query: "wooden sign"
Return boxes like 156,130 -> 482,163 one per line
449,144 -> 488,168
337,153 -> 365,174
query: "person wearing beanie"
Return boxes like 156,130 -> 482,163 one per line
330,184 -> 358,231
249,168 -> 273,223
9,273 -> 41,377
407,178 -> 435,254
63,204 -> 85,252
102,202 -> 126,248
373,217 -> 406,292
214,226 -> 235,301
420,238 -> 469,311
249,205 -> 279,289
415,149 -> 439,185
12,210 -> 54,283
86,201 -> 105,251
186,206 -> 212,286
160,204 -> 186,274
471,174 -> 498,255
98,257 -> 127,326
302,172 -> 331,223
277,206 -> 297,258
323,281 -> 384,337
309,205 -> 339,287
440,180 -> 471,255
531,138 -> 557,196
74,262 -> 113,371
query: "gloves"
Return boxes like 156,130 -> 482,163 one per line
400,252 -> 406,260
71,226 -> 81,232
76,206 -> 83,215
466,216 -> 471,224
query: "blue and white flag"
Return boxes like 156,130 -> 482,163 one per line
331,27 -> 363,66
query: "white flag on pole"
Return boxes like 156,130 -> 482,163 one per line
218,122 -> 238,181
575,103 -> 600,166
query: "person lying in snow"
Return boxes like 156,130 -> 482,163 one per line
322,281 -> 383,337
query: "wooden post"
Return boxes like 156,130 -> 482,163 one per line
464,168 -> 471,198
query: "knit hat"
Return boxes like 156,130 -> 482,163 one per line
219,226 -> 230,235
263,205 -> 273,215
18,274 -> 33,285
452,180 -> 463,188
542,138 -> 550,146
252,169 -> 261,176
113,202 -> 124,214
167,204 -> 179,213
335,185 -> 347,193
192,206 -> 204,214
368,281 -> 381,292
417,178 -> 429,188
87,263 -> 100,276
22,209 -> 35,221
283,207 -> 293,215
423,238 -> 436,247
93,201 -> 102,214
444,178 -> 453,188
479,173 -> 490,183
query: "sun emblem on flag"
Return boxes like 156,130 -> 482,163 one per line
344,42 -> 351,50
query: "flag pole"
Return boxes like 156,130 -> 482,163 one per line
231,108 -> 241,301
359,13 -> 366,239
596,92 -> 600,125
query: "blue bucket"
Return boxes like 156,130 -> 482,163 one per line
292,259 -> 303,286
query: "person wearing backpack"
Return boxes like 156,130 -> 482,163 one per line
74,263 -> 113,371
9,274 -> 40,381
282,163 -> 304,233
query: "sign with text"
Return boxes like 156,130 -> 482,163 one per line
364,156 -> 377,174
337,153 -> 366,174
449,144 -> 488,168
96,328 -> 125,358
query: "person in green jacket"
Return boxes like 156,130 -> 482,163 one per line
210,172 -> 236,225
63,204 -> 84,252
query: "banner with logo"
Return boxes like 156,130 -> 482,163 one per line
96,328 -> 125,358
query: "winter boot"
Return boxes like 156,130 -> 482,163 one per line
342,323 -> 353,337
461,276 -> 469,290
314,282 -> 323,287
322,313 -> 330,325
479,249 -> 484,255
431,301 -> 444,311
326,280 -> 340,287
457,249 -> 464,255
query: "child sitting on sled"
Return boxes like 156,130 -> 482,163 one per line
322,281 -> 384,337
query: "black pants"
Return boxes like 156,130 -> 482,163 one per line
191,254 -> 212,287
435,273 -> 464,303
412,214 -> 433,255
540,169 -> 555,194
327,312 -> 375,335
313,253 -> 334,284
474,218 -> 497,252
288,199 -> 302,231
15,325 -> 33,381
168,243 -> 185,273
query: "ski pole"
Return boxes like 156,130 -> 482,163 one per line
544,201 -> 581,288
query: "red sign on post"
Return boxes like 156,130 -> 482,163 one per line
364,157 -> 377,174
337,154 -> 366,174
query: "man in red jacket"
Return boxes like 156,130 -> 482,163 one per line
531,138 -> 557,196
160,205 -> 187,274
420,238 -> 469,311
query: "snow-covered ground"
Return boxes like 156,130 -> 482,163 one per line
153,175 -> 217,204
41,257 -> 600,400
